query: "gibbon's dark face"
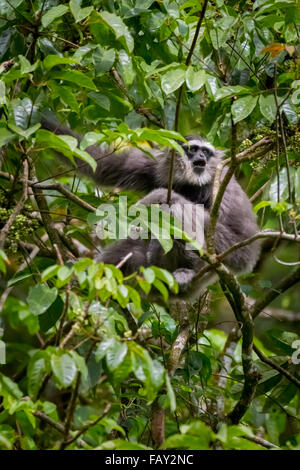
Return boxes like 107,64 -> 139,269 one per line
156,136 -> 224,188
171,136 -> 223,187
182,140 -> 214,175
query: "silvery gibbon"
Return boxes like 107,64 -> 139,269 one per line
42,118 -> 261,299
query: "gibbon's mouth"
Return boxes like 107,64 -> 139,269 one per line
193,165 -> 206,174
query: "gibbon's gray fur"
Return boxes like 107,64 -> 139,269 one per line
42,118 -> 261,298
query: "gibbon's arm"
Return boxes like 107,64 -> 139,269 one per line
41,118 -> 158,193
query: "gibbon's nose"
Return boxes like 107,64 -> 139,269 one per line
193,156 -> 206,167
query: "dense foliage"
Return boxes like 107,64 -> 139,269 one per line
0,0 -> 299,450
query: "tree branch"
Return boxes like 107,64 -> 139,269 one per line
226,309 -> 260,425
242,434 -> 280,450
33,182 -> 96,213
253,344 -> 300,389
234,137 -> 275,163
217,230 -> 300,262
251,265 -> 300,319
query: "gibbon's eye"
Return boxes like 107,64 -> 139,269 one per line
189,145 -> 199,154
201,147 -> 212,158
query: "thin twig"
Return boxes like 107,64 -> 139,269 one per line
64,403 -> 111,446
217,230 -> 300,262
110,67 -> 163,128
242,434 -> 280,450
253,344 -> 300,389
251,265 -> 300,319
33,182 -> 96,212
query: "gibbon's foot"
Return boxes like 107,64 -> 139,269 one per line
173,268 -> 196,293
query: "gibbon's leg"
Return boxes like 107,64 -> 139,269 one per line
98,188 -> 210,295
41,117 -> 158,193
96,238 -> 150,276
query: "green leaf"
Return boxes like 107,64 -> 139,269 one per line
51,70 -> 96,90
41,264 -> 60,282
161,66 -> 186,94
0,80 -> 6,106
95,338 -> 116,361
69,350 -> 88,381
151,266 -> 176,289
19,55 -> 37,74
186,67 -> 206,91
127,285 -> 141,309
0,424 -> 16,450
214,85 -> 251,101
253,200 -> 271,213
36,129 -> 74,158
282,101 -> 298,124
138,128 -> 185,154
69,0 -> 93,22
43,55 -> 80,70
88,92 -> 110,111
100,11 -> 134,53
95,338 -> 127,371
153,279 -> 169,301
205,74 -> 219,98
98,439 -> 149,450
259,94 -> 277,122
36,130 -> 96,171
7,122 -> 40,139
0,372 -> 23,399
118,50 -> 134,85
141,267 -> 155,283
80,131 -> 105,150
0,249 -> 8,262
0,250 -> 8,275
27,352 -> 48,400
74,147 -> 97,172
269,168 -> 290,202
51,353 -> 77,388
39,296 -> 64,332
0,127 -> 15,147
7,273 -> 33,287
106,340 -> 128,371
57,265 -> 72,282
232,95 -> 258,123
163,432 -> 209,450
41,5 -> 69,28
266,329 -> 298,355
27,284 -> 58,316
93,47 -> 115,75
53,84 -> 80,112
151,359 -> 164,389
